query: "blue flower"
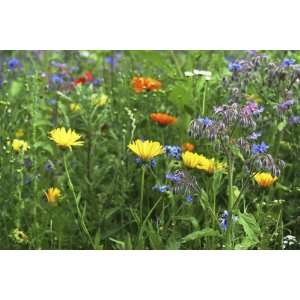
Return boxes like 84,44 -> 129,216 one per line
150,159 -> 157,168
186,195 -> 193,202
228,61 -> 242,72
281,58 -> 296,68
105,51 -> 122,68
92,78 -> 104,86
251,142 -> 269,155
153,184 -> 169,193
44,160 -> 54,173
8,58 -> 20,70
166,172 -> 183,183
164,145 -> 182,160
197,116 -> 214,127
51,74 -> 64,85
47,98 -> 57,105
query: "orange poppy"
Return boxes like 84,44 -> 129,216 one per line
150,113 -> 177,126
182,143 -> 195,152
132,76 -> 161,93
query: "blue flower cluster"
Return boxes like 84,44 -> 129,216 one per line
165,172 -> 183,183
164,145 -> 182,160
251,142 -> 269,155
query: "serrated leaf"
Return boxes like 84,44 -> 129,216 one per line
237,212 -> 260,242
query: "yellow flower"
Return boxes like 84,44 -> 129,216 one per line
182,151 -> 207,169
45,187 -> 62,205
128,139 -> 164,161
15,129 -> 25,138
197,157 -> 226,174
12,139 -> 30,153
48,127 -> 84,150
70,103 -> 80,112
93,94 -> 108,107
254,172 -> 277,188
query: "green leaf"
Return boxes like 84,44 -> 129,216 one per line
9,81 -> 23,97
168,81 -> 193,110
237,212 -> 261,243
182,228 -> 220,243
235,237 -> 258,250
277,120 -> 287,132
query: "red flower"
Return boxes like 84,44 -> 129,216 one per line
74,71 -> 94,86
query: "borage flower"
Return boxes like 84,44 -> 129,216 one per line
45,187 -> 62,205
128,139 -> 164,161
48,127 -> 84,151
150,113 -> 177,126
254,172 -> 277,188
164,145 -> 182,160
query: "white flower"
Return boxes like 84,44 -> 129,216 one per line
184,71 -> 194,77
193,69 -> 212,80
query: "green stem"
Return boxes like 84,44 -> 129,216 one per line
63,155 -> 95,249
226,155 -> 234,249
170,50 -> 183,77
140,166 -> 146,222
202,81 -> 208,115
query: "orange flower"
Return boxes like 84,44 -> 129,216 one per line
182,143 -> 195,152
150,113 -> 177,126
145,78 -> 161,91
132,77 -> 147,93
132,76 -> 161,93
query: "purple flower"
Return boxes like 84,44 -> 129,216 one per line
277,99 -> 296,112
51,61 -> 67,69
288,115 -> 300,125
242,102 -> 264,116
251,142 -> 269,155
248,132 -> 261,140
92,78 -> 104,86
8,58 -> 20,70
281,58 -> 296,68
164,145 -> 182,160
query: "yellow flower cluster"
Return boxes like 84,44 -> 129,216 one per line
12,139 -> 30,153
182,151 -> 225,174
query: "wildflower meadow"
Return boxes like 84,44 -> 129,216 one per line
1,50 -> 300,250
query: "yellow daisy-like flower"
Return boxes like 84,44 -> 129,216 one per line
70,103 -> 80,112
197,157 -> 226,174
92,94 -> 108,107
48,127 -> 84,150
12,139 -> 30,153
128,139 -> 164,161
182,151 -> 207,169
15,129 -> 25,138
254,172 -> 277,188
44,187 -> 62,205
